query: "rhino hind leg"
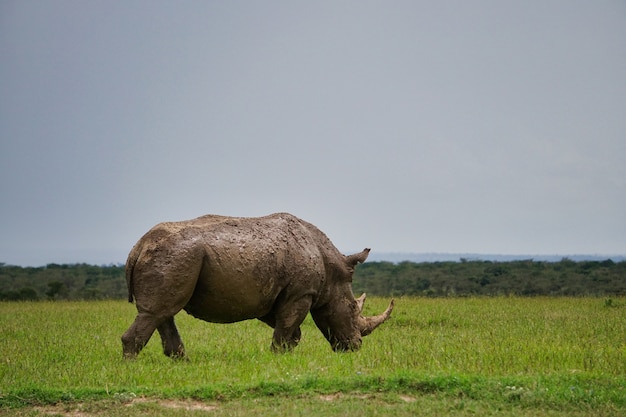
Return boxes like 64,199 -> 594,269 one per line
157,316 -> 186,359
122,313 -> 188,359
121,312 -> 160,359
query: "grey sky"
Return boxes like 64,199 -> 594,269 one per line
1,1 -> 625,266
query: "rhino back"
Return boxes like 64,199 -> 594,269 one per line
180,213 -> 339,323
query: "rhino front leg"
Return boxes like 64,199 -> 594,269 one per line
269,295 -> 312,353
157,316 -> 186,359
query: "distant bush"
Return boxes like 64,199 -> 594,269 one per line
353,259 -> 626,297
0,259 -> 624,301
0,263 -> 126,301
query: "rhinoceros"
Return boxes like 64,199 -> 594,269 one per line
121,212 -> 394,358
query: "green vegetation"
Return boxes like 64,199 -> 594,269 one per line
1,298 -> 625,415
2,258 -> 625,301
354,259 -> 626,297
0,263 -> 127,301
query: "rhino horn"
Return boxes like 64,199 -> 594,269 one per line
346,248 -> 370,267
358,298 -> 394,337
356,293 -> 366,314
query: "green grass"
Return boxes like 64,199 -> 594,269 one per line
1,297 -> 625,416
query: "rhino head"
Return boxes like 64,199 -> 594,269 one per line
311,248 -> 394,351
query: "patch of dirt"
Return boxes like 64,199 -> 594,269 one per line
319,393 -> 342,402
319,393 -> 372,402
399,395 -> 416,403
30,397 -> 218,416
318,392 -> 417,404
129,397 -> 218,411
32,405 -> 93,417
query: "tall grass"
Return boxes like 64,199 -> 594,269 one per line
1,297 -> 625,413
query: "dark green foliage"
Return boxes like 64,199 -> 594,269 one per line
0,259 -> 624,300
352,259 -> 626,297
46,281 -> 66,299
0,263 -> 126,301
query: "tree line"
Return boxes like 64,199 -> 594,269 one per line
352,258 -> 626,297
1,258 -> 625,301
0,263 -> 127,301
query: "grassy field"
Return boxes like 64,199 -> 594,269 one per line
1,297 -> 625,416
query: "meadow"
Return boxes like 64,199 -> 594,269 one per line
1,297 -> 625,416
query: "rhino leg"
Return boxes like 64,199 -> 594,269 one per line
121,312 -> 160,359
268,295 -> 312,353
123,258 -> 201,359
122,313 -> 185,359
157,316 -> 186,359
259,316 -> 302,350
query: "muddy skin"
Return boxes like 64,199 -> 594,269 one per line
121,213 -> 394,359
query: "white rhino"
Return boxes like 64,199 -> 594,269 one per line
122,213 -> 393,358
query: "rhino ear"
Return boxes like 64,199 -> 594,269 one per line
346,248 -> 371,268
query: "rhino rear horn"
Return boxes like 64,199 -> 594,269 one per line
356,293 -> 367,314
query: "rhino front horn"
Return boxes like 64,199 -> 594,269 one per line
358,298 -> 394,337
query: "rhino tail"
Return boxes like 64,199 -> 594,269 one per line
125,242 -> 141,303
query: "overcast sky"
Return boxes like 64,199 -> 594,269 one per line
1,1 -> 625,266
